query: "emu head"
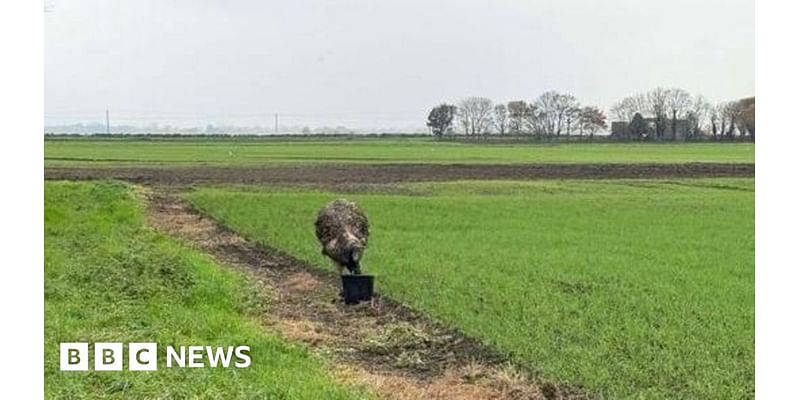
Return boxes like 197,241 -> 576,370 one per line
325,231 -> 364,275
341,233 -> 365,275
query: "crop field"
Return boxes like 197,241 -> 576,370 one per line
45,137 -> 755,166
44,181 -> 369,399
186,178 -> 755,399
43,136 -> 755,399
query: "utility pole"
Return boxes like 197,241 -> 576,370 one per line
105,109 -> 110,134
274,113 -> 278,134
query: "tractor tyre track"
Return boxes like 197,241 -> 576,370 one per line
47,162 -> 753,186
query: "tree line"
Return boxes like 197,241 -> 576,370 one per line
610,88 -> 754,141
427,89 -> 754,141
427,92 -> 607,139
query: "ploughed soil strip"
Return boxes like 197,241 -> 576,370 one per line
145,188 -> 593,400
47,162 -> 753,186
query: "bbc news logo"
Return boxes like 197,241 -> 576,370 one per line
60,343 -> 251,371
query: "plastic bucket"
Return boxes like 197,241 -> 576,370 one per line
341,275 -> 374,304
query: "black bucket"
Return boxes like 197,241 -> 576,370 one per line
341,275 -> 374,304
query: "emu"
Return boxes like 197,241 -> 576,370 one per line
314,199 -> 369,275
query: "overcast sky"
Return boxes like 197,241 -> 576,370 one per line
45,0 -> 754,129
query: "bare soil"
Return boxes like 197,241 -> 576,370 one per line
145,188 -> 593,400
46,162 -> 753,186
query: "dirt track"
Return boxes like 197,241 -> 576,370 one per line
45,162 -> 754,186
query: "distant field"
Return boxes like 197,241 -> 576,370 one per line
187,179 -> 755,399
45,137 -> 755,166
44,181 -> 369,399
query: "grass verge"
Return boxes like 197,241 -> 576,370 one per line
45,181 -> 370,399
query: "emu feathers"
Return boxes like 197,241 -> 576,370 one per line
314,199 -> 369,275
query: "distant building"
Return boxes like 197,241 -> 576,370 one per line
611,117 -> 690,140
610,121 -> 632,138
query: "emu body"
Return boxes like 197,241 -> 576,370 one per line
314,199 -> 369,275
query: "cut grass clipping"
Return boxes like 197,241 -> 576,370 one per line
187,178 -> 754,399
44,181 -> 370,399
45,137 -> 755,166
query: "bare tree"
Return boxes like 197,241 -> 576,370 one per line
493,104 -> 508,135
667,88 -> 692,140
534,91 -> 580,137
534,91 -> 559,136
709,108 -> 718,139
646,87 -> 670,139
457,107 -> 470,135
710,103 -> 726,140
707,98 -> 752,140
556,94 -> 580,136
564,106 -> 582,136
610,99 -> 633,122
721,101 -> 741,139
712,103 -> 728,139
525,104 -> 543,136
737,97 -> 755,138
685,95 -> 711,138
611,94 -> 648,122
457,97 -> 494,135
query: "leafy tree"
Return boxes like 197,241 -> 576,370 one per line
426,104 -> 457,137
507,100 -> 532,135
578,106 -> 607,138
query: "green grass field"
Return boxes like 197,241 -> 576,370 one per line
186,179 -> 755,399
45,137 -> 755,166
44,181 -> 370,399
